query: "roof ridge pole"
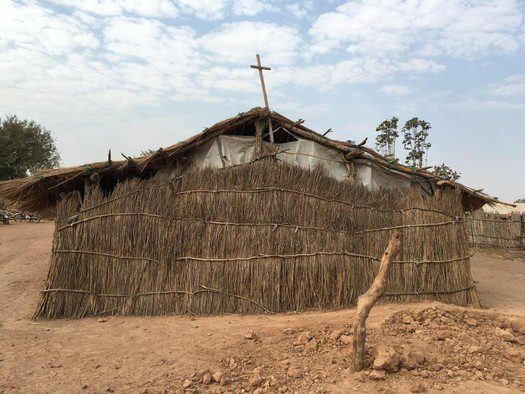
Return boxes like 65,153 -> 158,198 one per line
251,54 -> 274,144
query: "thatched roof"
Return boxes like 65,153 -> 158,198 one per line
0,107 -> 507,211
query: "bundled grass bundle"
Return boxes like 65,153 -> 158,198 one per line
467,211 -> 524,250
35,159 -> 480,319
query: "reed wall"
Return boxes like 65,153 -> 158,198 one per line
467,211 -> 524,250
35,160 -> 480,318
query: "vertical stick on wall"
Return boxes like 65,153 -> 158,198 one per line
252,119 -> 265,159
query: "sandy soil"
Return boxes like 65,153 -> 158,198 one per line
0,222 -> 524,393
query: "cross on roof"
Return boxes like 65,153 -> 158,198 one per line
250,54 -> 271,109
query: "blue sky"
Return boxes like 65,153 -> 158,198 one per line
1,0 -> 524,201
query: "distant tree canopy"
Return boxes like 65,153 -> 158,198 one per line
140,149 -> 157,157
375,116 -> 460,180
402,117 -> 431,169
432,163 -> 461,181
0,115 -> 60,181
375,116 -> 399,160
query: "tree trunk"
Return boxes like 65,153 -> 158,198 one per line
352,231 -> 402,371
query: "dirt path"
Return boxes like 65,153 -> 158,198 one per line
0,222 -> 524,393
470,252 -> 525,316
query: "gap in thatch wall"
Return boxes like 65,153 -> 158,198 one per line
35,159 -> 480,319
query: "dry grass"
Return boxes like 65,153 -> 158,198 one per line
35,159 -> 480,319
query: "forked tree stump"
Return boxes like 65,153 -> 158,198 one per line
352,230 -> 402,371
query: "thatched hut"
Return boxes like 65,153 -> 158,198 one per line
0,108 -> 506,318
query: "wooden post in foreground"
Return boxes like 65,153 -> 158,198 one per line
352,230 -> 402,371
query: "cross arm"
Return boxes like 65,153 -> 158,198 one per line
250,65 -> 271,70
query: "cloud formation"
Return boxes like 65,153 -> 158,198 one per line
309,0 -> 522,58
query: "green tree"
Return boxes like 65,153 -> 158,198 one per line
0,115 -> 60,180
432,163 -> 460,181
375,116 -> 399,160
402,118 -> 431,169
140,149 -> 156,156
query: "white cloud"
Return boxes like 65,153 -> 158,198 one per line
287,1 -> 313,19
488,74 -> 525,97
50,0 -> 277,20
308,0 -> 523,59
200,21 -> 301,65
381,84 -> 412,95
231,0 -> 277,16
453,99 -> 524,111
451,74 -> 525,112
176,0 -> 229,20
50,0 -> 179,17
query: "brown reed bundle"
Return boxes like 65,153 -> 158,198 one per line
35,159 -> 480,319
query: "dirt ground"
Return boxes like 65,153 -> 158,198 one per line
1,222 -> 524,393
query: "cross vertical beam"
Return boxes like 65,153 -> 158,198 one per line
251,54 -> 271,109
251,54 -> 274,143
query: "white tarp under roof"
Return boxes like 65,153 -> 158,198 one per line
186,135 -> 433,196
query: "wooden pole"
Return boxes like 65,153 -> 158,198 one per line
253,54 -> 270,108
352,231 -> 402,371
250,54 -> 274,143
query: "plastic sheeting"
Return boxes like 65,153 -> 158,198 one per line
185,135 -> 432,195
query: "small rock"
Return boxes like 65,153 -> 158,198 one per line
503,347 -> 524,363
369,370 -> 387,380
403,315 -> 414,325
202,373 -> 212,385
354,371 -> 366,382
229,357 -> 238,370
182,379 -> 192,389
339,335 -> 352,345
296,331 -> 313,344
305,339 -> 319,350
97,318 -> 107,323
510,318 -> 525,335
330,329 -> 346,341
410,383 -> 426,393
401,351 -> 426,370
373,346 -> 401,372
465,318 -> 478,327
468,345 -> 482,354
495,328 -> 516,343
213,371 -> 224,383
287,367 -> 303,378
244,331 -> 258,340
249,377 -> 263,387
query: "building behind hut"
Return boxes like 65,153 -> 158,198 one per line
0,108 -> 508,318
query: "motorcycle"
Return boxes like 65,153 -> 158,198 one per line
13,211 -> 42,223
0,211 -> 9,225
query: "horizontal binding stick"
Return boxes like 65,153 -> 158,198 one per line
73,184 -> 456,219
40,284 -> 476,299
383,284 -> 476,296
59,212 -> 461,234
51,249 -> 473,265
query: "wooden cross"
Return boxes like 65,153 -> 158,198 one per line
250,54 -> 271,109
251,54 -> 274,143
